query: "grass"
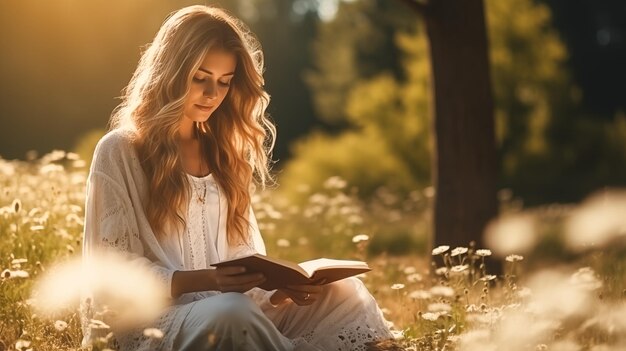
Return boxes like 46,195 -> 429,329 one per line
0,152 -> 625,350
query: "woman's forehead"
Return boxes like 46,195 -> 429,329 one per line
197,49 -> 237,75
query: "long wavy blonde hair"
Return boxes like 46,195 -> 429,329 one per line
109,5 -> 275,244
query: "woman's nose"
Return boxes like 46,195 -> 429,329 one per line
203,82 -> 218,99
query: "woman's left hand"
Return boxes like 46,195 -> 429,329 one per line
274,283 -> 324,306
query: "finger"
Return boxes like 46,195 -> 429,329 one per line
280,289 -> 317,306
220,276 -> 266,293
216,266 -> 247,275
291,294 -> 316,306
219,273 -> 265,287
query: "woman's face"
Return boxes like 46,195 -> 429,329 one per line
182,48 -> 237,123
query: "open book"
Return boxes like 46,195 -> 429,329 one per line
211,254 -> 371,291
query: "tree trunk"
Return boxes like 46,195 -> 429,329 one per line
423,0 -> 498,251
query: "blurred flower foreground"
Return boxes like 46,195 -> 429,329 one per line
0,152 -> 625,351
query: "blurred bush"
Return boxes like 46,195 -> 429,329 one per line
72,128 -> 106,167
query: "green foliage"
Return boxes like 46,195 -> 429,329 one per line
305,0 -> 415,124
281,131 -> 417,200
282,0 -> 626,205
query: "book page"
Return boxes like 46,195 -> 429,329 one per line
298,258 -> 369,277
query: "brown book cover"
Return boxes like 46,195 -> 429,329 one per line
211,254 -> 371,291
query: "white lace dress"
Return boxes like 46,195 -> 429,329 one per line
81,129 -> 393,351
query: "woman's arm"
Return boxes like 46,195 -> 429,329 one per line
171,266 -> 266,298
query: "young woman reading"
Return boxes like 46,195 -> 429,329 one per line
81,5 -> 395,350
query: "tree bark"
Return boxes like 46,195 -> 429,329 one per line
422,0 -> 498,251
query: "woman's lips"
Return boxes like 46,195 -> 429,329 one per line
195,104 -> 213,112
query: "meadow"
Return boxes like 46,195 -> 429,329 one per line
0,151 -> 625,351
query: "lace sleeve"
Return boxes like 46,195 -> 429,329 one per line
83,171 -> 175,291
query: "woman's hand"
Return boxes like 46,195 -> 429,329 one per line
211,266 -> 266,293
272,284 -> 324,306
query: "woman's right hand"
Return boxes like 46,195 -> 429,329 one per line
211,266 -> 266,293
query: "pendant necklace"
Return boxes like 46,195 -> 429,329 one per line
195,122 -> 207,204
196,181 -> 206,204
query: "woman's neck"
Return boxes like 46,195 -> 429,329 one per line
179,117 -> 195,142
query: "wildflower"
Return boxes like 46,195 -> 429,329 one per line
526,269 -> 591,318
0,160 -> 15,176
69,204 -> 83,213
30,225 -> 45,231
143,328 -> 164,339
435,267 -> 448,275
475,249 -> 492,257
421,312 -> 440,321
45,149 -> 66,162
408,290 -> 431,300
450,264 -> 469,273
485,213 -> 537,256
89,319 -> 111,330
406,273 -> 423,283
570,267 -> 602,291
66,152 -> 80,160
403,266 -> 416,274
565,190 -> 626,250
40,164 -> 64,174
391,283 -> 405,290
11,258 -> 28,265
352,234 -> 369,243
54,320 -> 68,332
15,339 -> 31,351
309,193 -> 328,205
7,270 -> 30,279
451,247 -> 468,256
390,329 -> 404,340
479,275 -> 497,282
431,245 -> 450,255
276,239 -> 290,248
430,285 -> 455,297
323,176 -> 347,190
66,213 -> 84,226
428,302 -> 452,313
505,254 -> 524,262
466,304 -> 479,312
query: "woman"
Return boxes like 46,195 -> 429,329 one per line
81,5 -> 394,351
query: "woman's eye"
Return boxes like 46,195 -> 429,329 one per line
192,77 -> 206,83
218,80 -> 231,87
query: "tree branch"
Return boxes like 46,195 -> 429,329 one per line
397,0 -> 429,17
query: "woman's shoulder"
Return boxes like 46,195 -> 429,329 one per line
94,129 -> 136,155
90,129 -> 139,173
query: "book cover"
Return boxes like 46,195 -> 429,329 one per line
211,254 -> 371,291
